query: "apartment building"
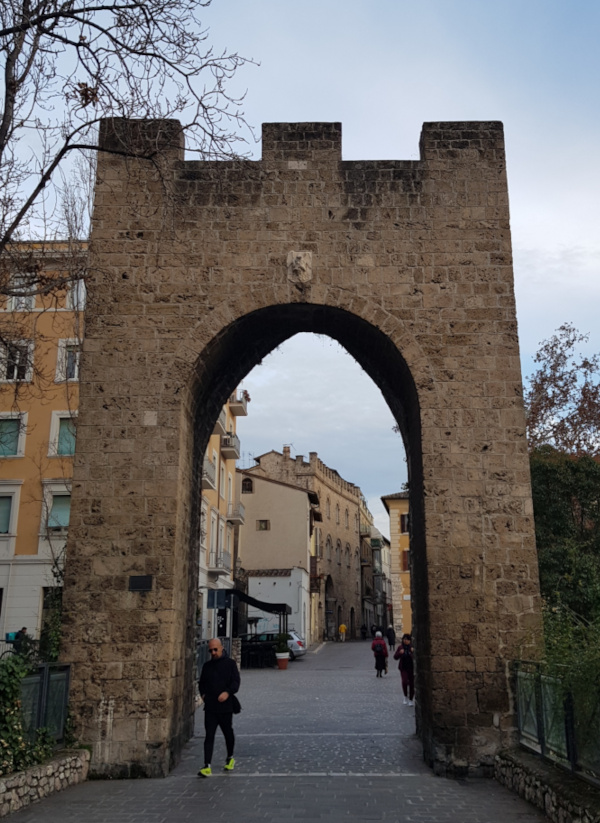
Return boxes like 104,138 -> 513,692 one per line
237,470 -> 320,643
0,248 -> 84,640
358,493 -> 375,630
197,391 -> 249,641
370,527 -> 393,630
246,447 -> 365,640
381,491 -> 411,634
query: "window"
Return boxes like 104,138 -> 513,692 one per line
47,494 -> 71,530
345,509 -> 349,529
0,414 -> 26,457
336,540 -> 341,564
0,482 -> 21,546
0,495 -> 12,533
66,278 -> 86,311
326,498 -> 330,519
219,463 -> 225,498
210,513 -> 218,553
241,477 -> 253,494
257,520 -> 270,531
48,412 -> 77,456
335,504 -> 340,524
401,513 -> 410,533
1,341 -> 33,382
227,474 -> 233,504
55,339 -> 81,382
355,548 -> 360,571
7,273 -> 36,312
345,544 -> 351,567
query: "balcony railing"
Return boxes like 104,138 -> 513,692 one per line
208,551 -> 231,576
221,433 -> 241,460
213,408 -> 227,436
359,522 -> 371,536
226,502 -> 245,525
202,456 -> 217,490
229,392 -> 248,416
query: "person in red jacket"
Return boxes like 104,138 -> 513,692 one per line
371,631 -> 388,678
394,633 -> 414,705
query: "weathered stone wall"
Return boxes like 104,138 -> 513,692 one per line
0,750 -> 90,818
61,118 -> 541,777
495,749 -> 600,823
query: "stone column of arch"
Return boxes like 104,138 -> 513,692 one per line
61,117 -> 541,777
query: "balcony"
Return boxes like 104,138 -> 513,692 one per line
229,392 -> 248,416
208,550 -> 231,576
221,433 -> 240,459
359,522 -> 371,536
213,408 -> 227,436
202,456 -> 217,490
226,502 -> 245,525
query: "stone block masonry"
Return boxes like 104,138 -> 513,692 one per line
61,119 -> 541,777
0,750 -> 90,818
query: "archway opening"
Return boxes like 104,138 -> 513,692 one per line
185,303 -> 430,753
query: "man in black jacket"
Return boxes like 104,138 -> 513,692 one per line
198,638 -> 241,777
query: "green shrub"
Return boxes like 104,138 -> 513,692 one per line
0,655 -> 54,776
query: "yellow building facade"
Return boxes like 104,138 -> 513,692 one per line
381,492 -> 411,635
0,247 -> 83,641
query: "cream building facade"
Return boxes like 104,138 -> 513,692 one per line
197,391 -> 248,640
381,492 -> 411,634
247,447 -> 364,640
237,470 -> 320,643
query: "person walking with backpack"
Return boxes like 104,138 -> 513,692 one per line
394,633 -> 415,705
371,631 -> 388,678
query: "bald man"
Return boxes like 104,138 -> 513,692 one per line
197,638 -> 241,777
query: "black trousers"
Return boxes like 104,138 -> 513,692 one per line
203,710 -> 235,766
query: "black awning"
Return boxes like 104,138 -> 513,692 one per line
226,588 -> 291,616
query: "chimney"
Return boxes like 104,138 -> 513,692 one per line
283,446 -> 291,459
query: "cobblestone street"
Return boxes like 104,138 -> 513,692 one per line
11,642 -> 547,822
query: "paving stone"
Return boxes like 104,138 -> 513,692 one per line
9,642 -> 547,822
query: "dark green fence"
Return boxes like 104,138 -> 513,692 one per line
20,663 -> 71,744
515,661 -> 600,786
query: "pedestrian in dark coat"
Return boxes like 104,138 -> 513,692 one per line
394,633 -> 414,705
371,631 -> 388,677
198,638 -> 240,777
385,626 -> 396,650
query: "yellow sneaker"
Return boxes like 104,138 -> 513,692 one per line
224,757 -> 235,772
198,766 -> 212,778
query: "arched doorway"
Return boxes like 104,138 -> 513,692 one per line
61,117 -> 541,779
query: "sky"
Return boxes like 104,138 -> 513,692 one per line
200,0 -> 600,535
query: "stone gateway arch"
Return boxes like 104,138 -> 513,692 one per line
62,119 -> 541,778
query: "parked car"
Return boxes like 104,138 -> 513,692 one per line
238,630 -> 307,660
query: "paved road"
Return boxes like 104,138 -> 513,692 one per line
12,641 -> 547,822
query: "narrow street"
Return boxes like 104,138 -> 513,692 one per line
12,641 -> 547,822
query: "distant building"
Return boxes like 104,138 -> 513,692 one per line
237,470 -> 320,642
358,494 -> 375,630
198,391 -> 249,641
381,492 -> 411,634
370,527 -> 392,629
246,447 -> 365,640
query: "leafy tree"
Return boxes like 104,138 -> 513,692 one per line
530,447 -> 600,621
525,326 -> 600,620
525,323 -> 600,456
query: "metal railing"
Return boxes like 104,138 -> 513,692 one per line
20,663 -> 71,744
515,660 -> 600,786
208,550 -> 231,572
